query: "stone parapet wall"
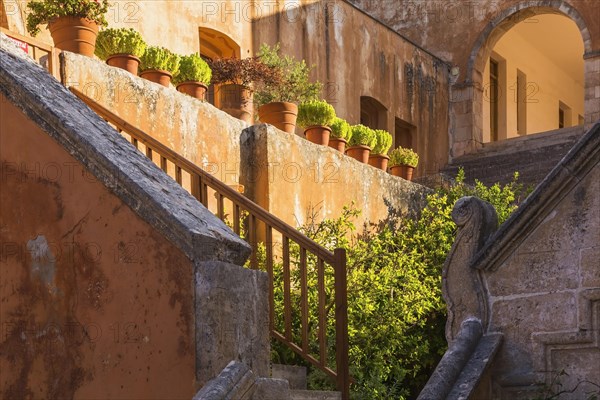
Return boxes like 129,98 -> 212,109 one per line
61,52 -> 430,230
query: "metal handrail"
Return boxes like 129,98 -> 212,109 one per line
70,87 -> 350,399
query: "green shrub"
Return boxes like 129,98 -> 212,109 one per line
349,124 -> 377,148
269,169 -> 524,399
139,46 -> 180,75
297,100 -> 336,128
94,28 -> 147,60
254,43 -> 322,107
372,129 -> 393,155
27,0 -> 110,36
173,54 -> 212,85
389,146 -> 419,167
330,118 -> 351,141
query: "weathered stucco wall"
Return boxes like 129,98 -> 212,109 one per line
4,0 -> 450,177
241,124 -> 428,229
62,53 -> 430,230
0,95 -> 196,399
252,0 -> 450,177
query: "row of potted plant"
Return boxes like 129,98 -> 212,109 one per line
295,99 -> 419,180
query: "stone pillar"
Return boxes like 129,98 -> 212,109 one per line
584,51 -> 600,130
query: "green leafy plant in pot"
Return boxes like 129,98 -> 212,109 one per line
347,124 -> 377,163
173,54 -> 212,100
208,56 -> 281,123
389,146 -> 419,181
255,43 -> 322,133
368,129 -> 393,170
329,117 -> 352,153
95,28 -> 147,74
26,0 -> 110,56
139,46 -> 180,88
297,100 -> 336,146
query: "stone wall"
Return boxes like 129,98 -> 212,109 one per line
61,52 -> 430,230
435,123 -> 600,399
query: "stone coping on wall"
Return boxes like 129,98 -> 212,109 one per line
0,35 -> 251,266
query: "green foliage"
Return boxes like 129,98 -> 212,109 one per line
297,100 -> 337,128
94,28 -> 146,60
372,129 -> 393,155
173,54 -> 212,85
268,169 -> 524,399
389,146 -> 419,168
330,117 -> 352,141
27,0 -> 110,36
254,43 -> 322,107
139,46 -> 180,75
348,124 -> 377,148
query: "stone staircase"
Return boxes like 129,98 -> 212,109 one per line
443,126 -> 586,188
271,365 -> 342,400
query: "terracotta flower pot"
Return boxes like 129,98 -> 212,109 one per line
368,154 -> 390,171
48,16 -> 98,57
390,165 -> 415,181
304,125 -> 331,146
176,81 -> 208,100
218,83 -> 253,123
258,102 -> 298,133
345,145 -> 371,163
140,69 -> 173,87
106,54 -> 140,75
328,138 -> 347,153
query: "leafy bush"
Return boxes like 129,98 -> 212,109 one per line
269,169 -> 524,399
372,129 -> 393,155
139,46 -> 180,75
389,146 -> 419,167
207,57 -> 281,88
330,118 -> 351,141
348,124 -> 377,148
94,28 -> 146,60
173,54 -> 212,85
254,43 -> 322,107
26,0 -> 110,36
297,100 -> 336,128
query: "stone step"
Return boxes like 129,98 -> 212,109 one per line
443,127 -> 586,188
289,389 -> 342,400
271,364 -> 307,390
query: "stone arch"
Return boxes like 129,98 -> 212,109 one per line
451,1 -> 594,158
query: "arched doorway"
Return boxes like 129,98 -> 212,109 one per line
451,1 -> 594,157
198,27 -> 241,107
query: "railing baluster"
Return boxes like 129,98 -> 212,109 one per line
146,146 -> 153,159
132,137 -> 139,149
318,257 -> 327,367
334,248 -> 350,400
191,173 -> 201,201
233,204 -> 241,236
283,236 -> 292,341
266,225 -> 275,332
300,247 -> 309,354
160,156 -> 167,172
175,165 -> 182,185
249,214 -> 257,269
217,193 -> 225,220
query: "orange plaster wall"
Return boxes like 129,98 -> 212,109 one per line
0,95 -> 196,399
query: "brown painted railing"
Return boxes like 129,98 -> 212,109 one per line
70,88 -> 350,399
1,27 -> 59,79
